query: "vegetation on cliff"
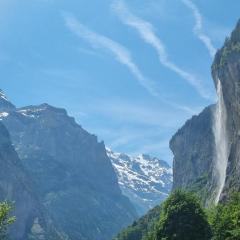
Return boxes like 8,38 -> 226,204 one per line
0,202 -> 15,239
213,20 -> 240,68
209,193 -> 240,240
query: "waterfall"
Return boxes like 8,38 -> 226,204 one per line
213,79 -> 229,204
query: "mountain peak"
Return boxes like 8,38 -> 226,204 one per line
0,89 -> 8,101
140,153 -> 152,160
230,18 -> 240,43
0,89 -> 16,112
18,103 -> 68,117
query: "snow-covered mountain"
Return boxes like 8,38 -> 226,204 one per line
107,148 -> 173,216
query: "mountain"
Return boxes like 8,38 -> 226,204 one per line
107,149 -> 172,216
0,96 -> 137,239
0,90 -> 15,112
111,19 -> 240,240
212,20 -> 240,199
171,20 -> 240,204
170,106 -> 216,204
0,122 -> 63,240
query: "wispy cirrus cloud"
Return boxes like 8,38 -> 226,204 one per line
181,0 -> 216,58
112,0 -> 212,100
64,14 -> 159,97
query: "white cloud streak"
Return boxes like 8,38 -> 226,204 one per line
181,0 -> 216,58
112,0 -> 212,100
64,14 -> 159,97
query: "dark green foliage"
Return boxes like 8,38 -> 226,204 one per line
155,190 -> 212,240
114,205 -> 162,240
208,193 -> 240,240
115,191 -> 240,240
0,202 -> 15,239
115,191 -> 212,240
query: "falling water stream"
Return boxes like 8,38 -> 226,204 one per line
213,79 -> 229,203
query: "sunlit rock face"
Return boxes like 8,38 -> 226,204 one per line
0,100 -> 137,240
107,149 -> 172,216
0,122 -> 61,240
212,20 -> 240,200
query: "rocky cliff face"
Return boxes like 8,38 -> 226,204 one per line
212,20 -> 240,199
107,149 -> 172,216
0,122 -> 62,240
0,97 -> 137,240
171,20 -> 240,204
170,106 -> 216,204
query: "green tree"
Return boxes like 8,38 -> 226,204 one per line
0,202 -> 15,239
209,193 -> 240,240
155,190 -> 212,240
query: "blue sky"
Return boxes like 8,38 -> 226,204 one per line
0,0 -> 239,163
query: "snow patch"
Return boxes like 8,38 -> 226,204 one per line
0,112 -> 9,119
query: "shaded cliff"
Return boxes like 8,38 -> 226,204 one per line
0,122 -> 63,240
170,106 -> 216,204
0,99 -> 137,240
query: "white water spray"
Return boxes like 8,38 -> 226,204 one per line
213,79 -> 229,203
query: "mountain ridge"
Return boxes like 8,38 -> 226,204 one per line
107,148 -> 172,216
0,93 -> 138,240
